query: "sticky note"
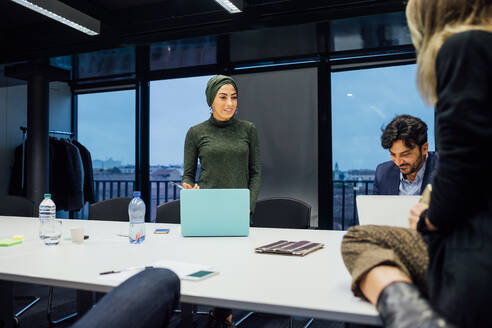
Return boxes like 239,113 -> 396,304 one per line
0,239 -> 23,247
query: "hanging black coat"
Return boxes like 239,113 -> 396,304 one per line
72,139 -> 96,204
50,138 -> 84,211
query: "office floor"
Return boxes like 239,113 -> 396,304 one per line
13,282 -> 364,328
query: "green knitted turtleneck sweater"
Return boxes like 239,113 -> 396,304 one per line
182,115 -> 261,211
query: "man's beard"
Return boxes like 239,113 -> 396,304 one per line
400,153 -> 425,176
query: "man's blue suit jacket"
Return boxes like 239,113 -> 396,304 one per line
373,151 -> 438,195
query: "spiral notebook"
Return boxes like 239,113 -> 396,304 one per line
255,240 -> 324,256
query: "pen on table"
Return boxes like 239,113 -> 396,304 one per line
99,270 -> 121,275
99,266 -> 153,275
169,181 -> 184,189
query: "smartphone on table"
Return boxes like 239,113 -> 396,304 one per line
182,270 -> 218,281
154,228 -> 170,234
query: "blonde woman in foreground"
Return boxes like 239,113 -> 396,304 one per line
341,1 -> 492,327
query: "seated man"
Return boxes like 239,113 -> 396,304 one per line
343,118 -> 453,328
72,268 -> 180,328
373,114 -> 437,195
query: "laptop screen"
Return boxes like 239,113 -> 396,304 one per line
356,195 -> 420,227
180,189 -> 250,237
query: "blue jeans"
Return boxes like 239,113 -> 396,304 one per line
72,268 -> 180,328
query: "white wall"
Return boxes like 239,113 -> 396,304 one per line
0,81 -> 72,197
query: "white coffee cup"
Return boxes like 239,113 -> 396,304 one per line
70,227 -> 85,243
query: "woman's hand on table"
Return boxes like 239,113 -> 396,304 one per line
183,183 -> 200,189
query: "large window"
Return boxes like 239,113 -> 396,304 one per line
149,75 -> 212,220
331,64 -> 434,229
330,12 -> 412,52
78,90 -> 136,209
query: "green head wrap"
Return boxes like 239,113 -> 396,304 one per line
205,75 -> 238,107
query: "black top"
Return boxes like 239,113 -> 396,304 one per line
429,30 -> 492,231
182,116 -> 261,211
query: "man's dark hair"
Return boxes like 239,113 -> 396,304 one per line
381,115 -> 428,149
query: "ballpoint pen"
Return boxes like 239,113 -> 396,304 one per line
99,270 -> 121,275
170,181 -> 184,189
99,266 -> 153,275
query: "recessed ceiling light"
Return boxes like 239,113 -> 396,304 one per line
214,0 -> 243,14
10,0 -> 100,36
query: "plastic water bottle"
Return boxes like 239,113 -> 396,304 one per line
39,194 -> 56,240
129,191 -> 146,244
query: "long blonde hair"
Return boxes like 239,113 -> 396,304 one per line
406,0 -> 492,105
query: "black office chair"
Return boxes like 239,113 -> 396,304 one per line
0,196 -> 40,326
88,197 -> 132,222
155,200 -> 180,224
70,268 -> 180,328
252,197 -> 311,229
237,197 -> 313,328
0,195 -> 35,217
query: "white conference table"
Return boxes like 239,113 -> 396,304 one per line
0,216 -> 380,326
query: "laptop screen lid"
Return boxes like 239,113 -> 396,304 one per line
356,195 -> 420,228
180,189 -> 250,237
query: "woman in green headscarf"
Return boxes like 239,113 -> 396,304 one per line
182,75 -> 261,327
182,75 -> 261,213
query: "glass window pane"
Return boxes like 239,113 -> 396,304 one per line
230,24 -> 317,62
50,55 -> 72,71
149,75 -> 212,220
331,64 -> 434,229
330,12 -> 412,52
77,90 -> 136,211
77,47 -> 135,79
150,36 -> 216,71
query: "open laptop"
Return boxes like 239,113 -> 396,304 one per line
180,189 -> 250,237
356,195 -> 421,228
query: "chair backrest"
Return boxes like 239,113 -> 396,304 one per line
88,197 -> 132,222
155,200 -> 180,224
0,196 -> 35,217
253,197 -> 311,229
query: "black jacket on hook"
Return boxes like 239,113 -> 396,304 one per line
72,139 -> 96,204
51,138 -> 84,211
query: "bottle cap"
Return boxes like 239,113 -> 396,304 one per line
44,193 -> 51,198
133,191 -> 141,197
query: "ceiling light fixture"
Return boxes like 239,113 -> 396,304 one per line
214,0 -> 243,14
10,0 -> 100,36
